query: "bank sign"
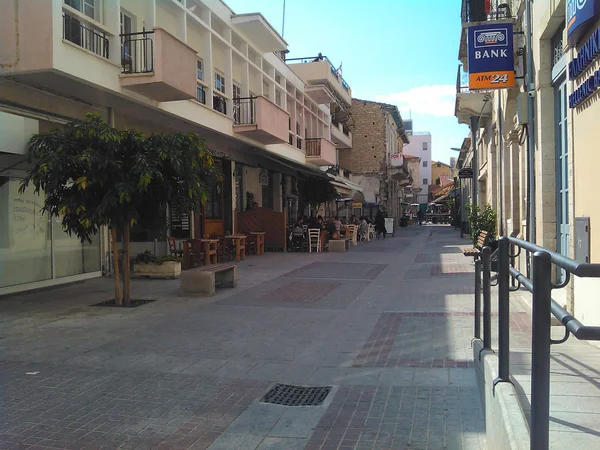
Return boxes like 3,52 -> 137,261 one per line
568,0 -> 600,45
467,23 -> 515,90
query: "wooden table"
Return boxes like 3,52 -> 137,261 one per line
250,232 -> 266,255
200,239 -> 219,265
226,235 -> 246,261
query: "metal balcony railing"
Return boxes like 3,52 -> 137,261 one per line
120,31 -> 154,74
232,97 -> 255,124
63,13 -> 109,59
305,138 -> 322,157
475,237 -> 600,449
461,0 -> 514,23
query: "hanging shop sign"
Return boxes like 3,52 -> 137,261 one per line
467,23 -> 515,90
459,167 -> 474,179
567,0 -> 600,45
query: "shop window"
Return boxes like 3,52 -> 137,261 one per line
206,182 -> 223,219
0,177 -> 101,288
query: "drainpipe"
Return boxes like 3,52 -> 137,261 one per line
470,115 -> 480,214
498,93 -> 505,237
525,0 -> 536,246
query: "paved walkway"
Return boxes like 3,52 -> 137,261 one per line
0,225 -> 486,450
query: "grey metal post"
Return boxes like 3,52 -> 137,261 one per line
474,258 -> 482,339
482,246 -> 492,349
530,251 -> 552,450
496,236 -> 511,383
470,116 -> 479,211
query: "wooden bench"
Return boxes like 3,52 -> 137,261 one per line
463,231 -> 489,258
329,239 -> 349,252
180,264 -> 237,297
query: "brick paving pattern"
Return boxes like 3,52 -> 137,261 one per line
305,385 -> 485,450
430,263 -> 473,276
265,280 -> 341,304
284,262 -> 388,280
0,363 -> 268,450
354,313 -> 476,368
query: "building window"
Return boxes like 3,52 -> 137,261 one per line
215,72 -> 226,94
65,0 -> 100,21
197,59 -> 203,82
205,182 -> 223,219
423,178 -> 428,185
422,142 -> 428,151
261,171 -> 274,209
197,84 -> 206,104
423,161 -> 428,168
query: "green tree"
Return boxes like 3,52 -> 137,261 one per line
300,177 -> 337,215
20,113 -> 215,306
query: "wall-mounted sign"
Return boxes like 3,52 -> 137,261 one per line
569,25 -> 600,107
459,167 -> 474,179
567,0 -> 600,45
467,23 -> 515,90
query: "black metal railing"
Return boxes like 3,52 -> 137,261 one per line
475,236 -> 600,450
213,95 -> 227,115
120,31 -> 154,74
63,13 -> 109,59
461,0 -> 514,23
342,125 -> 350,136
232,97 -> 255,124
296,137 -> 303,150
305,138 -> 321,157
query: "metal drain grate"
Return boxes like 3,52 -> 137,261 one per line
261,384 -> 332,406
91,299 -> 156,308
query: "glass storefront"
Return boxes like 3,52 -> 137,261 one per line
0,177 -> 102,289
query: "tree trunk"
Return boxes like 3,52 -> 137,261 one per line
111,227 -> 123,305
123,223 -> 131,307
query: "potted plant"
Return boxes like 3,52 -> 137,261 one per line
133,251 -> 182,279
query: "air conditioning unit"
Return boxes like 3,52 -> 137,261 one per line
516,92 -> 528,126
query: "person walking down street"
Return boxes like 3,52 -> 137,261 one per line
417,208 -> 425,226
375,210 -> 386,239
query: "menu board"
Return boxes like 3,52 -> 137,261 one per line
170,209 -> 190,238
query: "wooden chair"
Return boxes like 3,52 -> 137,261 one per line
368,224 -> 376,241
245,233 -> 258,255
346,225 -> 358,246
308,228 -> 321,253
182,239 -> 205,269
217,237 -> 233,262
168,236 -> 183,257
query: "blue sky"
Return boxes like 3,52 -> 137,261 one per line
225,0 -> 469,164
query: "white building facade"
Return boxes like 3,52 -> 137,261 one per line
401,132 -> 432,204
0,0 -> 352,294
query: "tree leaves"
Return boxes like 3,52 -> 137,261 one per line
20,113 -> 217,244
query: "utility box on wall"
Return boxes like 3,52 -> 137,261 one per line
575,217 -> 590,264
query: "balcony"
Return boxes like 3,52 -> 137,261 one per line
119,29 -> 196,102
331,121 -> 352,149
455,64 -> 493,125
305,137 -> 337,166
233,96 -> 289,144
287,56 -> 352,106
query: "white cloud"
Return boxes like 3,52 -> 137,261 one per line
375,85 -> 456,117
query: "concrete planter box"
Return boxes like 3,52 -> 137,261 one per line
133,261 -> 181,279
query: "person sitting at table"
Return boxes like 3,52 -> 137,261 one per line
327,217 -> 339,240
334,217 -> 342,231
307,214 -> 320,229
359,216 -> 369,240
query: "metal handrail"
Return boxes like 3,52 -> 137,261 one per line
63,13 -> 109,59
475,235 -> 600,450
284,55 -> 351,93
120,30 -> 154,74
